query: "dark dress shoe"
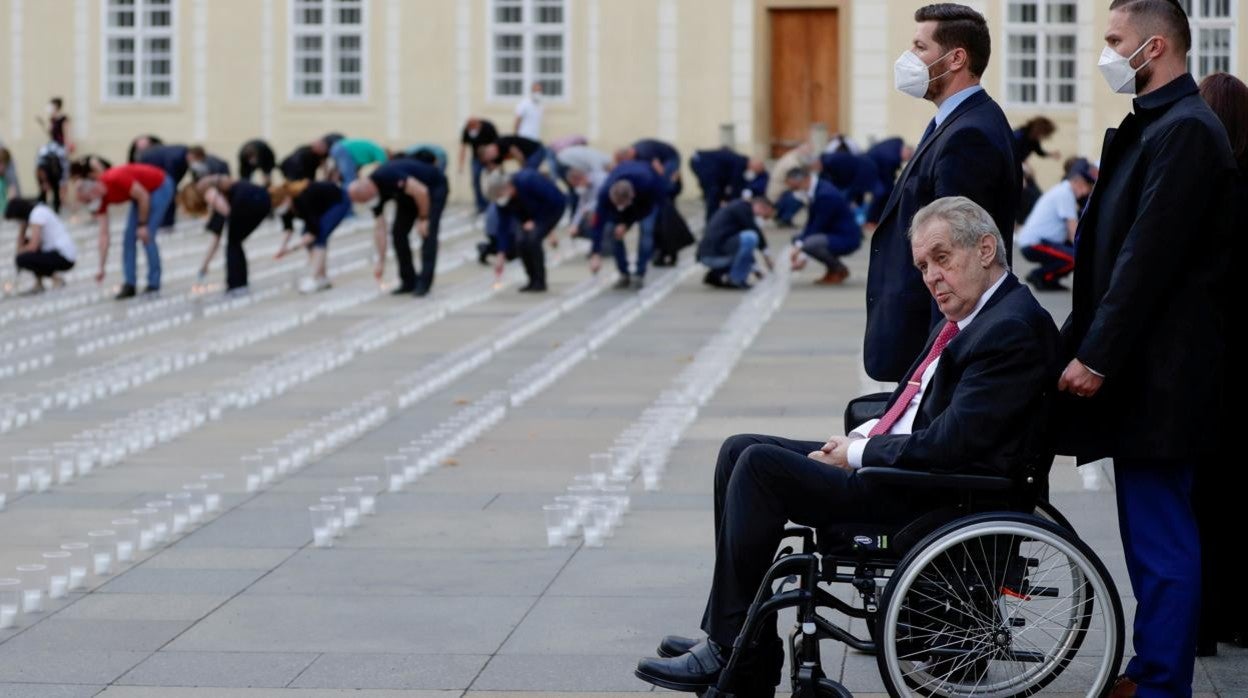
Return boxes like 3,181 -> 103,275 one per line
390,285 -> 416,296
141,286 -> 160,295
412,284 -> 430,298
518,284 -> 547,293
635,640 -> 726,691
1197,638 -> 1219,657
613,275 -> 631,290
657,634 -> 699,658
114,284 -> 137,300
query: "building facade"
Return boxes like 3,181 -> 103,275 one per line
1,0 -> 1243,198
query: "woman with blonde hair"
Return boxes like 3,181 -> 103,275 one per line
270,179 -> 351,293
181,173 -> 271,292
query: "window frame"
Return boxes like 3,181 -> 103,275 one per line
1001,0 -> 1079,109
100,0 -> 179,104
287,0 -> 370,102
485,0 -> 572,104
1180,0 -> 1237,82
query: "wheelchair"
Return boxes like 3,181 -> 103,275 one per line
703,394 -> 1125,698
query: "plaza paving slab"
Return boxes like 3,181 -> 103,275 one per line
1,210 -> 1244,696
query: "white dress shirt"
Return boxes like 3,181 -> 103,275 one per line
514,96 -> 544,140
847,272 -> 1008,469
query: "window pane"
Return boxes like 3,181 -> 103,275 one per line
108,0 -> 136,29
335,0 -> 362,25
295,0 -> 324,26
495,0 -> 522,24
535,0 -> 563,24
538,78 -> 562,97
495,78 -> 523,96
1046,1 -> 1076,23
1008,1 -> 1038,23
145,0 -> 172,29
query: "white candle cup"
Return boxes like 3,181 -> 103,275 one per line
165,492 -> 192,535
11,456 -> 33,494
353,476 -> 380,515
543,504 -> 572,547
16,565 -> 47,612
309,504 -> 335,548
337,486 -> 363,529
60,543 -> 89,590
0,579 -> 20,629
384,455 -> 407,493
582,505 -> 610,548
110,518 -> 140,563
589,452 -> 613,489
319,496 -> 346,537
145,501 -> 173,544
181,483 -> 208,523
40,552 -> 72,600
88,530 -> 116,576
199,473 -> 225,512
130,507 -> 159,551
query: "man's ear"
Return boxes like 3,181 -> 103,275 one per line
981,235 -> 996,266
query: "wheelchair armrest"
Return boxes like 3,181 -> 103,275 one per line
843,392 -> 892,434
856,467 -> 1015,491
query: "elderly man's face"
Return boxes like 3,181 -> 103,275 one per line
911,219 -> 997,323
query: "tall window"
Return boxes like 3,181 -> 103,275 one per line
1180,0 -> 1235,80
291,0 -> 366,99
1004,0 -> 1077,106
489,0 -> 567,99
103,0 -> 176,101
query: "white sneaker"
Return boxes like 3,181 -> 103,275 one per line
297,277 -> 318,294
312,277 -> 332,292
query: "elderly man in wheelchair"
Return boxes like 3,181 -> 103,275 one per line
635,197 -> 1124,698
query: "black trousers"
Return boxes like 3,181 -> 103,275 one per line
700,434 -> 918,650
391,185 -> 449,291
218,190 -> 270,289
517,211 -> 561,288
16,250 -> 74,278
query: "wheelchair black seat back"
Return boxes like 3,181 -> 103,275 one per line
698,395 -> 1125,698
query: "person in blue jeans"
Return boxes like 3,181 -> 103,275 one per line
783,167 -> 861,286
590,160 -> 670,290
273,180 -> 351,294
459,118 -> 500,214
697,198 -> 775,289
77,163 -> 173,299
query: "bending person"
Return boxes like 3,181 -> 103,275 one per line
348,158 -> 449,297
181,174 -> 272,292
76,163 -> 172,299
272,180 -> 351,294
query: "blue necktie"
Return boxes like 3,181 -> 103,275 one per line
919,119 -> 937,146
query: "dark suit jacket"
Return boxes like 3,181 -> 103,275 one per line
862,274 -> 1059,478
590,161 -> 667,252
797,179 -> 861,251
1056,75 -> 1235,461
863,89 -> 1019,382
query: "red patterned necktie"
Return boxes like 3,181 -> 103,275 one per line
868,321 -> 960,437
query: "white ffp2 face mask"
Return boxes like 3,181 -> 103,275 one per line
894,49 -> 954,99
1098,37 -> 1157,94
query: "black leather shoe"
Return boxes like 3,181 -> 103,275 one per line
635,640 -> 726,691
390,285 -> 415,296
657,635 -> 699,658
412,284 -> 430,298
613,275 -> 631,290
518,284 -> 547,293
141,285 -> 160,295
114,284 -> 137,300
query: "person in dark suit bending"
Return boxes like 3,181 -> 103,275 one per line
1054,3 -> 1236,696
784,167 -> 861,285
635,196 -> 1059,695
864,3 -> 1018,382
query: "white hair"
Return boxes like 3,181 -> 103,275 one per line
908,196 -> 1009,269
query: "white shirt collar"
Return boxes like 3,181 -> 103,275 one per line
807,175 -> 819,200
955,271 -> 1007,330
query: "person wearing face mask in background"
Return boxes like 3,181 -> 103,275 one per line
863,3 -> 1018,383
555,144 -> 612,226
783,167 -> 861,285
514,82 -> 545,141
485,169 -> 564,293
1053,3 -> 1236,696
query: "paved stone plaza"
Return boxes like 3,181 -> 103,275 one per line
0,207 -> 1243,697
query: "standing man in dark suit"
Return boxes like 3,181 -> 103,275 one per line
864,3 -> 1018,382
1055,3 -> 1235,696
635,197 -> 1059,694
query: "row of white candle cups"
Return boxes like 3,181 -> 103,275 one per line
545,458 -> 632,548
0,352 -> 53,381
308,478 -> 381,548
0,475 -> 223,630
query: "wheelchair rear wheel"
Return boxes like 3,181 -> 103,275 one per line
875,512 -> 1122,697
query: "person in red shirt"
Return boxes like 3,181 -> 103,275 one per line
75,163 -> 173,299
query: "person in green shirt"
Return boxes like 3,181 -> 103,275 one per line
329,138 -> 388,184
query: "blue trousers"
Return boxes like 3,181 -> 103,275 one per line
470,157 -> 488,213
700,230 -> 759,285
312,189 -> 353,248
330,143 -> 359,184
1115,458 -> 1200,697
774,190 -> 804,225
610,207 -> 658,278
123,178 -> 174,288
